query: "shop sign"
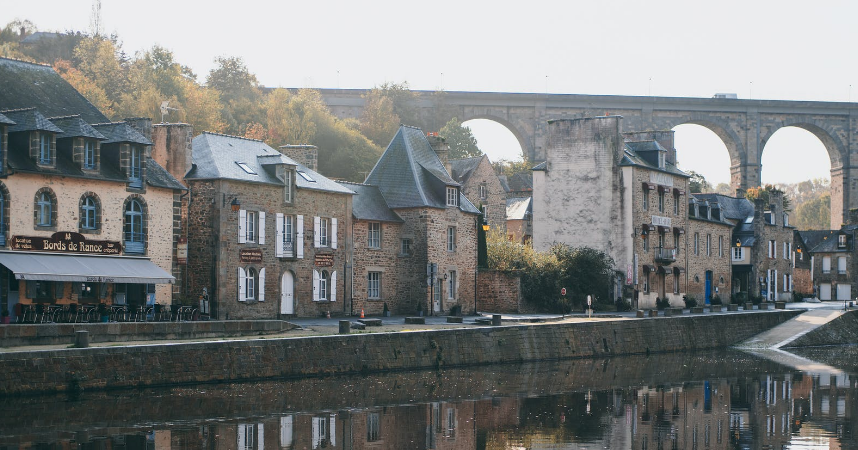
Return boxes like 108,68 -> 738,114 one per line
177,237 -> 188,265
315,253 -> 334,267
11,232 -> 122,255
651,215 -> 672,227
239,248 -> 263,263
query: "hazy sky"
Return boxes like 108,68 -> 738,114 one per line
7,0 -> 855,185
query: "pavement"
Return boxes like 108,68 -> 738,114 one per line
1,300 -> 850,354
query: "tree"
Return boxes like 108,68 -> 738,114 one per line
687,171 -> 712,193
206,56 -> 263,134
361,82 -> 420,128
359,95 -> 399,146
794,193 -> 830,229
53,59 -> 114,116
440,117 -> 482,159
72,36 -> 128,107
714,183 -> 733,195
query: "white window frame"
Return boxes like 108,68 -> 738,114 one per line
447,270 -> 457,300
839,234 -> 847,248
693,233 -> 699,255
319,217 -> 329,247
642,234 -> 649,252
643,189 -> 649,211
367,272 -> 381,299
39,133 -> 51,164
706,234 -> 711,256
401,238 -> 412,255
719,235 -> 723,257
479,184 -> 487,200
84,140 -> 96,169
447,226 -> 456,252
368,222 -> 381,249
658,191 -> 665,213
283,169 -> 292,203
732,247 -> 744,261
246,211 -> 257,242
319,270 -> 328,300
446,187 -> 458,207
643,271 -> 650,293
838,256 -> 847,274
822,256 -> 831,274
673,193 -> 680,215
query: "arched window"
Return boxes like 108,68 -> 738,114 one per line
80,194 -> 100,231
123,198 -> 146,254
34,188 -> 56,228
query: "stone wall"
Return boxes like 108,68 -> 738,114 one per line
458,156 -> 507,233
0,311 -> 800,395
351,219 -> 405,315
476,270 -> 520,313
278,144 -> 318,172
686,217 -> 732,303
785,310 -> 858,348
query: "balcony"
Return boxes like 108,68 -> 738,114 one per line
280,240 -> 295,258
654,247 -> 676,263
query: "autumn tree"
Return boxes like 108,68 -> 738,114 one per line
72,36 -> 128,108
440,117 -> 482,159
206,56 -> 263,134
687,170 -> 712,193
53,59 -> 114,116
359,95 -> 399,146
794,193 -> 830,229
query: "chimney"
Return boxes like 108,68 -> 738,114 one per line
735,188 -> 746,199
426,132 -> 451,175
151,123 -> 194,187
124,117 -> 153,142
278,144 -> 318,172
849,208 -> 858,226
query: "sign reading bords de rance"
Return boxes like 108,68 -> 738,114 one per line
11,232 -> 122,255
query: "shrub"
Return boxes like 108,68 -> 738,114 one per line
751,295 -> 762,305
615,299 -> 632,312
684,295 -> 698,308
656,297 -> 671,310
710,294 -> 722,305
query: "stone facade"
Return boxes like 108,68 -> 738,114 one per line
686,205 -> 733,304
350,218 -> 404,315
279,144 -> 318,172
751,195 -> 795,302
476,270 -> 521,313
451,155 -> 507,232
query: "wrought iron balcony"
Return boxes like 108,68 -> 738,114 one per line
654,246 -> 676,263
280,240 -> 295,257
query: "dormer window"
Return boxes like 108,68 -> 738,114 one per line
658,152 -> 665,169
783,213 -> 789,227
838,234 -> 847,248
83,140 -> 96,169
446,187 -> 458,207
39,133 -> 51,164
283,169 -> 292,203
129,145 -> 143,188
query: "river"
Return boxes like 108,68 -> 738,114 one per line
1,346 -> 856,449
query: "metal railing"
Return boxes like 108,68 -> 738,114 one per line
654,247 -> 676,263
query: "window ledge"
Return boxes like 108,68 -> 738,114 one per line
78,228 -> 102,235
34,225 -> 57,232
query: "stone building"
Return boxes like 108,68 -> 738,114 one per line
694,191 -> 794,302
363,126 -> 480,315
449,154 -> 506,232
686,196 -> 733,304
794,214 -> 858,301
181,132 -> 354,319
532,118 -> 691,309
505,196 -> 532,244
0,57 -> 184,321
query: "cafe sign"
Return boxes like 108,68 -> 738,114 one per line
315,253 -> 334,267
11,232 -> 122,255
239,248 -> 263,263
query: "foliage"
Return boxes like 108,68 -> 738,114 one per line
656,297 -> 671,310
683,295 -> 698,308
440,117 -> 482,159
714,182 -> 733,195
486,230 -> 615,313
205,56 -> 264,134
710,294 -> 722,305
794,193 -> 830,229
493,158 -> 533,178
53,59 -> 114,116
359,93 -> 399,146
687,170 -> 712,193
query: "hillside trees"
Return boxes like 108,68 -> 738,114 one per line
440,117 -> 482,159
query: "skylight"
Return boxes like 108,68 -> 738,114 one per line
297,170 -> 315,182
236,162 -> 257,175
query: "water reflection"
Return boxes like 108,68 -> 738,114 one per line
2,348 -> 857,449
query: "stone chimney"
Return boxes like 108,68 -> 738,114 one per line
278,144 -> 318,172
848,208 -> 858,226
735,188 -> 746,199
426,133 -> 451,175
124,117 -> 153,142
151,123 -> 194,187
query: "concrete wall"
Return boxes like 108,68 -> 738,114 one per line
0,311 -> 799,395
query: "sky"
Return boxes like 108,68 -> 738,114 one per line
6,0 -> 856,186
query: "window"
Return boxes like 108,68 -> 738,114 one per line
283,169 -> 292,203
35,188 -> 56,228
822,256 -> 831,274
658,152 -> 665,169
481,204 -> 488,219
246,211 -> 257,242
674,193 -> 680,215
401,238 -> 412,255
784,242 -> 789,260
693,233 -> 699,255
367,412 -> 380,442
446,187 -> 458,206
319,217 -> 329,246
80,195 -> 99,231
319,270 -> 328,300
658,231 -> 665,249
445,407 -> 457,438
245,267 -> 256,300
838,256 -> 847,274
448,270 -> 457,300
83,140 -> 96,169
673,272 -> 680,294
124,198 -> 145,254
239,210 -> 265,245
783,214 -> 789,227
447,227 -> 456,252
838,234 -> 847,248
237,423 -> 262,450
368,272 -> 381,299
368,222 -> 381,249
658,191 -> 665,212
27,280 -> 56,301
706,234 -> 711,256
39,133 -> 51,164
719,235 -> 723,257
768,240 -> 776,259
129,145 -> 142,188
312,416 -> 332,448
279,214 -> 295,256
0,190 -> 5,246
673,233 -> 680,252
312,269 -> 337,301
479,184 -> 487,200
78,282 -> 99,300
643,188 -> 649,210
297,170 -> 315,182
237,267 -> 265,302
236,161 -> 257,175
642,234 -> 649,252
313,216 -> 336,249
643,271 -> 650,293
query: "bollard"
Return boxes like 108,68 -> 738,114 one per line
636,310 -> 645,318
338,320 -> 351,334
492,314 -> 502,326
74,330 -> 89,348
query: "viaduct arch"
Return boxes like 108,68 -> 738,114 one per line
318,89 -> 858,228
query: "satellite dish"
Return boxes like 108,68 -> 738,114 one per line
160,100 -> 178,123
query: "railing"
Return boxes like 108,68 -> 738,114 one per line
281,240 -> 294,257
654,247 -> 676,263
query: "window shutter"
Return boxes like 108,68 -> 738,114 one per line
331,271 -> 337,302
275,213 -> 284,257
258,425 -> 265,448
774,269 -> 778,296
313,216 -> 321,248
312,420 -> 320,449
331,218 -> 338,249
258,212 -> 266,245
238,267 -> 246,302
329,414 -> 336,446
312,269 -> 320,301
258,268 -> 266,302
296,215 -> 304,258
237,425 -> 245,450
238,209 -> 247,243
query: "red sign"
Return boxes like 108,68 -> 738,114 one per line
11,232 -> 122,255
561,288 -> 567,296
315,253 -> 334,267
239,248 -> 263,263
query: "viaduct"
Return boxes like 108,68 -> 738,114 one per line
314,89 -> 858,228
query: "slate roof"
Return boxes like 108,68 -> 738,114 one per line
338,182 -> 403,223
796,229 -> 853,253
187,132 -> 354,195
1,108 -> 64,133
48,115 -> 106,140
620,142 -> 688,177
508,171 -> 533,191
0,112 -> 14,125
145,159 -> 186,190
506,197 -> 532,221
0,58 -> 108,124
365,126 -> 479,214
92,122 -> 152,145
531,161 -> 546,172
7,138 -> 121,180
449,156 -> 483,184
693,193 -> 755,222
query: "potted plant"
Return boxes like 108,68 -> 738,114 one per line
1,309 -> 9,325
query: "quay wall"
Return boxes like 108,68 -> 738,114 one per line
0,311 -> 800,396
785,309 -> 858,348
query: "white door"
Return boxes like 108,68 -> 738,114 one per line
820,283 -> 832,301
837,284 -> 852,301
280,271 -> 294,315
434,278 -> 442,312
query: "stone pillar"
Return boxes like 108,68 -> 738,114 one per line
152,123 -> 194,187
278,144 -> 318,172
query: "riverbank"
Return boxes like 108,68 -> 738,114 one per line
0,310 -> 800,396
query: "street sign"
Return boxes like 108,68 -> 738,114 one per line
561,287 -> 567,296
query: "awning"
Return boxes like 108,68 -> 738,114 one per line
0,251 -> 175,284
